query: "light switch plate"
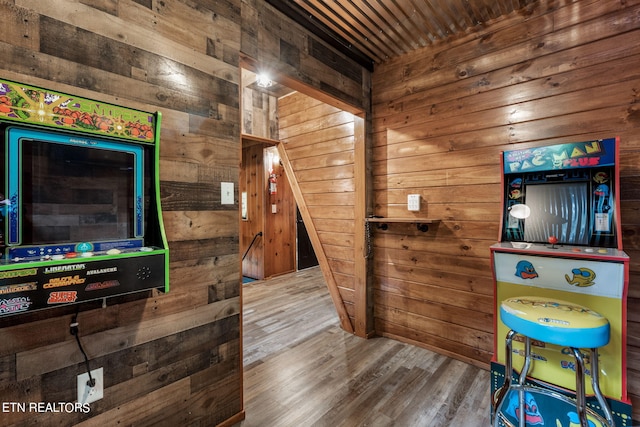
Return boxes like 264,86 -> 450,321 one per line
221,182 -> 234,205
408,194 -> 421,211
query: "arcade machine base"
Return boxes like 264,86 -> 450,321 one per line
491,362 -> 633,427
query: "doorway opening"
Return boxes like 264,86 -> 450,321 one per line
239,58 -> 369,336
240,137 -> 317,280
297,207 -> 318,271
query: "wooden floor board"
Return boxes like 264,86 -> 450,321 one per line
240,267 -> 491,426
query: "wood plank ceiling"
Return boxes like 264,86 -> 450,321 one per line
267,0 -> 540,68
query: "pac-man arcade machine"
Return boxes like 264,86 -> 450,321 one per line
490,137 -> 632,426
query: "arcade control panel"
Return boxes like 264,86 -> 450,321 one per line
4,239 -> 151,264
493,241 -> 626,260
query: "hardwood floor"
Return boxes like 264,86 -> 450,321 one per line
240,267 -> 491,427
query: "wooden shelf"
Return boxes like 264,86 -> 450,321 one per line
366,218 -> 439,232
366,218 -> 438,223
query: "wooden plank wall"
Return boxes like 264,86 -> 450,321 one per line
0,0 -> 244,425
278,92 -> 359,329
241,142 -> 265,279
240,79 -> 296,280
240,78 -> 278,280
0,0 -> 369,426
263,146 -> 296,278
240,0 -> 370,114
371,0 -> 640,417
241,141 -> 296,280
241,69 -> 280,140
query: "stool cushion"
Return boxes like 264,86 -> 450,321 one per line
500,296 -> 610,348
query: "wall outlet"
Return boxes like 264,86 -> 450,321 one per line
408,194 -> 421,211
77,367 -> 103,405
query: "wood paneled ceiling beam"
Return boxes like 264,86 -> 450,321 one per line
412,0 -> 454,40
367,0 -> 422,53
328,0 -> 401,63
301,0 -> 395,64
349,0 -> 417,60
267,0 -> 540,65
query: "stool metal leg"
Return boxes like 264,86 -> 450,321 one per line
494,330 -> 534,427
517,336 -> 532,427
493,330 -> 517,426
571,348 -> 589,427
589,348 -> 615,427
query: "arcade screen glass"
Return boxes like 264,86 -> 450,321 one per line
523,182 -> 589,246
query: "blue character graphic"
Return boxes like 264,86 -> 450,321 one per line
566,411 -> 603,427
0,195 -> 9,216
515,260 -> 538,279
593,182 -> 612,234
504,391 -> 544,425
594,184 -> 611,216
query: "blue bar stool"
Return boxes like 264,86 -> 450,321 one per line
493,296 -> 615,427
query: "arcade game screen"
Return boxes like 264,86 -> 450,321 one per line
20,138 -> 144,246
522,181 -> 589,246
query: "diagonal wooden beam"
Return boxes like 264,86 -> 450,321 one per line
277,143 -> 355,334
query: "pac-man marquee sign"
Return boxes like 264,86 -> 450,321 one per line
504,137 -> 617,173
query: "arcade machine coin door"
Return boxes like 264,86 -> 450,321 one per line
0,79 -> 169,317
490,137 -> 632,426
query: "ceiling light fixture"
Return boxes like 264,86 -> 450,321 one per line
256,73 -> 273,88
